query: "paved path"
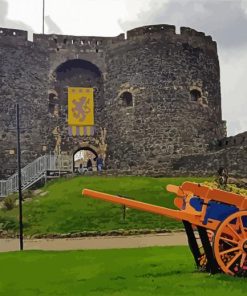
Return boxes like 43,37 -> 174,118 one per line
0,232 -> 187,252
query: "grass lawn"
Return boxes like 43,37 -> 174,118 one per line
0,176 -> 210,236
0,246 -> 246,296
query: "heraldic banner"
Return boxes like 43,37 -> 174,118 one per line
68,87 -> 94,126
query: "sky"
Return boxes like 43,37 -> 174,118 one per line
0,0 -> 246,136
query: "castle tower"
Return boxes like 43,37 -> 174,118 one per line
0,25 -> 226,177
104,25 -> 226,173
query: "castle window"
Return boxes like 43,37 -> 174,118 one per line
63,39 -> 67,44
13,31 -> 16,36
190,89 -> 201,101
0,30 -> 3,34
120,91 -> 133,107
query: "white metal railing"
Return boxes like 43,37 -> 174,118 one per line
0,154 -> 73,197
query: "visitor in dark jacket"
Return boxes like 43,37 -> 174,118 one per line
87,158 -> 93,171
96,155 -> 103,172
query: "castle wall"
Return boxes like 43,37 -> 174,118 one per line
215,131 -> 247,149
33,33 -> 114,159
104,25 -> 226,174
0,28 -> 114,177
172,133 -> 247,177
1,25 -> 242,178
0,29 -> 50,177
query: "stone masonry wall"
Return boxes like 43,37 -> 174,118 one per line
172,140 -> 247,177
1,24 -> 244,178
0,29 -> 49,177
104,25 -> 226,174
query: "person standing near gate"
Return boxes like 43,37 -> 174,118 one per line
86,158 -> 93,171
96,155 -> 104,172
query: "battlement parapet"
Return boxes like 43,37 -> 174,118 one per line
0,27 -> 28,45
180,27 -> 207,39
127,24 -> 176,39
180,26 -> 216,52
125,24 -> 217,53
216,131 -> 247,149
0,24 -> 217,54
33,33 -> 125,52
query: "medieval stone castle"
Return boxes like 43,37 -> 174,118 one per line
0,24 -> 246,178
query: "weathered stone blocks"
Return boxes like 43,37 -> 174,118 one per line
0,24 -> 245,178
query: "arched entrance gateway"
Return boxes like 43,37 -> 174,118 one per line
73,147 -> 98,173
48,59 -> 107,170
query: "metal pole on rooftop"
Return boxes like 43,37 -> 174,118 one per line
42,0 -> 45,34
16,103 -> 24,251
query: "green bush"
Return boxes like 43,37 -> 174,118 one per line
0,216 -> 19,231
3,196 -> 17,211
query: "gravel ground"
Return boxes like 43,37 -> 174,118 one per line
0,232 -> 187,252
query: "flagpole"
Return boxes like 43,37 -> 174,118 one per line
42,0 -> 45,34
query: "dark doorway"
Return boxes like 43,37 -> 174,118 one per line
73,147 -> 98,173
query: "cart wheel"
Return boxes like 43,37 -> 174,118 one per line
213,211 -> 247,276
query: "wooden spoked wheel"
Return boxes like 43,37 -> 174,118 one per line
213,211 -> 247,276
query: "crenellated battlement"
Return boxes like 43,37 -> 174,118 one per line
0,27 -> 28,44
180,27 -> 207,38
180,27 -> 216,51
126,24 -> 217,53
126,24 -> 213,41
33,33 -> 125,52
127,24 -> 176,38
0,24 -> 217,54
217,132 -> 247,149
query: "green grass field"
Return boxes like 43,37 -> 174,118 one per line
0,176 -> 209,236
0,246 -> 246,296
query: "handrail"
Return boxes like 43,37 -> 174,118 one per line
0,154 -> 73,197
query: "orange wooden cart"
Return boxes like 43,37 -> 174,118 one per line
83,182 -> 247,276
